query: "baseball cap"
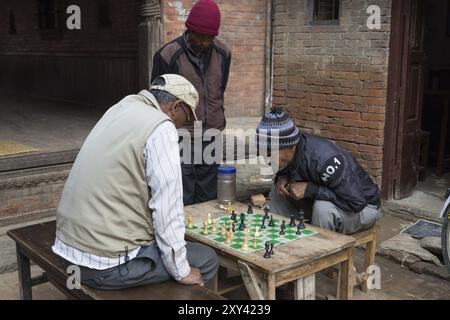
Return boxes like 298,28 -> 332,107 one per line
150,74 -> 199,125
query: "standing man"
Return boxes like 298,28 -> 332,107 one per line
151,0 -> 231,205
256,108 -> 382,235
52,74 -> 218,290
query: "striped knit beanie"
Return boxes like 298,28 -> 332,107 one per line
256,107 -> 301,150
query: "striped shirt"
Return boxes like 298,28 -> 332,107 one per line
52,121 -> 190,281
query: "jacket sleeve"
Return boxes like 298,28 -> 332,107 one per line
151,50 -> 171,83
304,155 -> 368,213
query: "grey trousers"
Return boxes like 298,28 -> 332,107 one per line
77,241 -> 219,290
269,185 -> 381,235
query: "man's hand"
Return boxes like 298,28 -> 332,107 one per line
179,267 -> 204,286
277,175 -> 291,198
288,182 -> 308,201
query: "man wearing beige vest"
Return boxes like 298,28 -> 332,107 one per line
52,74 -> 218,290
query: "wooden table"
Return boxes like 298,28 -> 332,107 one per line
185,200 -> 356,300
424,90 -> 450,177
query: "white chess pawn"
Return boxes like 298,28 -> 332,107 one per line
207,213 -> 212,225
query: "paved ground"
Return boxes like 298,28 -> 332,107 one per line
1,212 -> 449,300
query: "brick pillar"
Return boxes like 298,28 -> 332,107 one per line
138,0 -> 163,90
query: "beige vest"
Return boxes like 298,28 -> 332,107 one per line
56,91 -> 171,258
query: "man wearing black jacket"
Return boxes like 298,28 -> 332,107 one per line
256,108 -> 381,235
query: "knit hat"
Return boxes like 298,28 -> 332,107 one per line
256,107 -> 301,151
185,0 -> 221,36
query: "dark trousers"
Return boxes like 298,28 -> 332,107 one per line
75,241 -> 219,291
181,138 -> 220,206
182,163 -> 219,205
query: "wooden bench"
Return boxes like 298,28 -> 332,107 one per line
7,220 -> 224,300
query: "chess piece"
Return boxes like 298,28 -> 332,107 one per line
289,215 -> 296,227
263,241 -> 271,258
211,219 -> 217,233
203,221 -> 209,235
247,204 -> 253,215
221,224 -> 226,236
253,235 -> 257,248
225,230 -> 232,244
207,213 -> 212,225
298,209 -> 306,230
296,224 -> 302,235
187,216 -> 193,229
279,221 -> 286,235
242,241 -> 249,251
231,211 -> 237,222
254,227 -> 260,237
268,215 -> 275,227
260,218 -> 266,230
239,217 -> 246,231
269,243 -> 275,255
263,206 -> 270,220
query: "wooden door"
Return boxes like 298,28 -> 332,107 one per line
383,0 -> 426,199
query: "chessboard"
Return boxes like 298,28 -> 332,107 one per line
186,208 -> 318,255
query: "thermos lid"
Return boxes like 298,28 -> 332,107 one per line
217,166 -> 236,174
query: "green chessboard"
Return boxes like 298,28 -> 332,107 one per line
187,212 -> 318,254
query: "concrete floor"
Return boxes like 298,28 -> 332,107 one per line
384,171 -> 450,223
1,212 -> 449,300
0,92 -> 261,156
0,93 -> 105,152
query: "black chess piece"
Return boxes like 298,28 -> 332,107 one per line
247,204 -> 253,215
263,206 -> 270,220
289,215 -> 296,227
281,219 -> 286,228
296,224 -> 302,235
269,243 -> 275,255
232,223 -> 236,233
240,212 -> 246,221
279,223 -> 286,236
298,209 -> 305,229
263,247 -> 271,259
260,218 -> 266,229
231,211 -> 237,222
239,217 -> 246,231
265,241 -> 270,250
268,215 -> 275,227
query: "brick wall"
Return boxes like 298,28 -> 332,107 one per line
163,0 -> 267,118
0,0 -> 140,106
272,0 -> 391,185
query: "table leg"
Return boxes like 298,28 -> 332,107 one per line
294,274 -> 315,300
238,261 -> 264,300
338,248 -> 354,300
263,274 -> 276,300
437,97 -> 449,177
16,244 -> 32,300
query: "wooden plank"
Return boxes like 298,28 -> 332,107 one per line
275,249 -> 349,287
294,274 -> 315,300
16,244 -> 32,300
238,261 -> 264,300
185,201 -> 355,274
337,248 -> 354,300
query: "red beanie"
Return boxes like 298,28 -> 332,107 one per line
185,0 -> 221,36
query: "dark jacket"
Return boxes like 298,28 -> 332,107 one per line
151,33 -> 231,132
276,132 -> 381,213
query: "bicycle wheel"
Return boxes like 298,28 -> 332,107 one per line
442,206 -> 450,275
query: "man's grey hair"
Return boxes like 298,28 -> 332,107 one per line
150,77 -> 179,105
